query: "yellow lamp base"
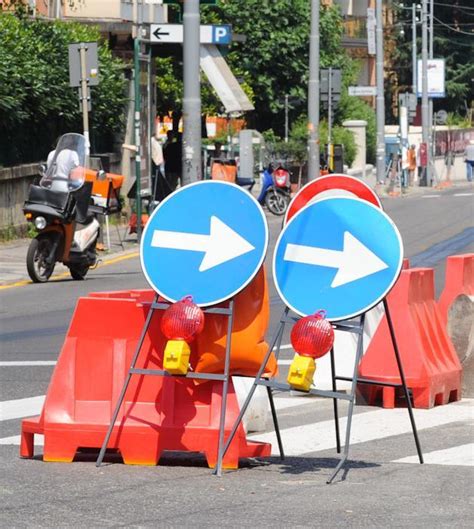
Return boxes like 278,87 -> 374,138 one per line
163,339 -> 191,375
286,354 -> 316,392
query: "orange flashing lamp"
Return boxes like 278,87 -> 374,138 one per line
161,296 -> 205,375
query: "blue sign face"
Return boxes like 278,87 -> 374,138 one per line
140,181 -> 268,307
273,197 -> 403,321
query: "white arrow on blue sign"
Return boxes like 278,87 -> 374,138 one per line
140,181 -> 268,306
273,197 -> 403,321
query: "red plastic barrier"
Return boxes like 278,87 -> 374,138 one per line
358,268 -> 462,409
20,294 -> 270,467
438,254 -> 474,323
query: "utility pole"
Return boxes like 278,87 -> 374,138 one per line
375,0 -> 385,182
412,3 -> 417,94
307,0 -> 320,181
428,0 -> 435,179
421,0 -> 430,185
182,0 -> 202,184
284,94 -> 289,143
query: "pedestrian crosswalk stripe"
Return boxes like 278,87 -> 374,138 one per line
0,396 -> 45,421
250,400 -> 473,456
393,443 -> 474,466
0,361 -> 57,367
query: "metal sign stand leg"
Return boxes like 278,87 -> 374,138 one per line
221,309 -> 289,460
326,314 -> 365,484
383,298 -> 423,463
96,296 -> 237,472
329,346 -> 341,454
214,300 -> 234,477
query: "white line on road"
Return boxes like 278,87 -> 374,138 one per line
393,443 -> 474,466
422,195 -> 441,198
0,361 -> 57,367
453,193 -> 473,197
250,400 -> 474,456
0,396 -> 45,421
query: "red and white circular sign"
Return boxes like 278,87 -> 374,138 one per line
285,174 -> 382,224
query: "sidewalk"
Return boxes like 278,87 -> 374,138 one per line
0,223 -> 139,286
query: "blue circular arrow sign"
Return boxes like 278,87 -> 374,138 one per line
140,181 -> 268,306
273,197 -> 403,321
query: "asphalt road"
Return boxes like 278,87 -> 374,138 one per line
1,188 -> 473,528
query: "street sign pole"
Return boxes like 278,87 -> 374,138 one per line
134,36 -> 142,241
328,67 -> 333,171
375,0 -> 385,183
182,0 -> 202,185
421,0 -> 430,186
307,0 -> 320,181
79,43 -> 90,165
284,94 -> 289,144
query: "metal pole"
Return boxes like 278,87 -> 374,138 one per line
79,44 -> 90,166
412,3 -> 417,95
428,0 -> 434,177
284,94 -> 289,143
134,37 -> 142,241
307,0 -> 320,181
375,0 -> 385,183
328,67 -> 333,170
421,0 -> 430,186
182,0 -> 202,184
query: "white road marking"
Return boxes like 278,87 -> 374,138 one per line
422,195 -> 441,198
0,396 -> 45,421
453,193 -> 473,197
277,359 -> 292,366
273,396 -> 319,411
0,435 -> 44,446
0,361 -> 57,367
394,443 -> 474,466
250,400 -> 474,456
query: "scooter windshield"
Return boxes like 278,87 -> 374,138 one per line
41,133 -> 87,192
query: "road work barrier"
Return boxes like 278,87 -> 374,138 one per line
438,254 -> 474,323
20,279 -> 274,467
358,267 -> 462,409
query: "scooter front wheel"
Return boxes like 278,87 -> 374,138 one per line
26,235 -> 56,283
265,188 -> 289,216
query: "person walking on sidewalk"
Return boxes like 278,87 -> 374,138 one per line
464,139 -> 474,182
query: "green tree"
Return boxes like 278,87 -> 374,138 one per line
392,1 -> 473,117
202,0 -> 349,134
0,14 -> 127,166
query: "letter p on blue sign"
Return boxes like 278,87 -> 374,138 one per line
212,25 -> 231,44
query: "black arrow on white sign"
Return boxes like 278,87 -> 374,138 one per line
153,27 -> 170,40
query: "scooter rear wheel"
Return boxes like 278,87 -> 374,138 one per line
265,188 -> 289,216
26,236 -> 56,283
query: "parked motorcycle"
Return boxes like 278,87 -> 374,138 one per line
23,133 -> 100,283
257,164 -> 291,216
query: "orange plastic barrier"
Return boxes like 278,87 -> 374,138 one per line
438,254 -> 474,323
358,268 -> 462,409
211,160 -> 237,183
20,293 -> 271,466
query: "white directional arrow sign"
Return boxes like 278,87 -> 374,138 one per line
283,231 -> 388,288
151,215 -> 255,272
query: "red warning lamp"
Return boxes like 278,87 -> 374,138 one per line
161,296 -> 205,375
290,310 -> 334,359
161,296 -> 205,342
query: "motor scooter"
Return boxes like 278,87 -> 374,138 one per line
257,164 -> 291,216
23,133 -> 100,283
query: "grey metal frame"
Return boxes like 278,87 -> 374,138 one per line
222,300 -> 423,483
96,296 -> 237,476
